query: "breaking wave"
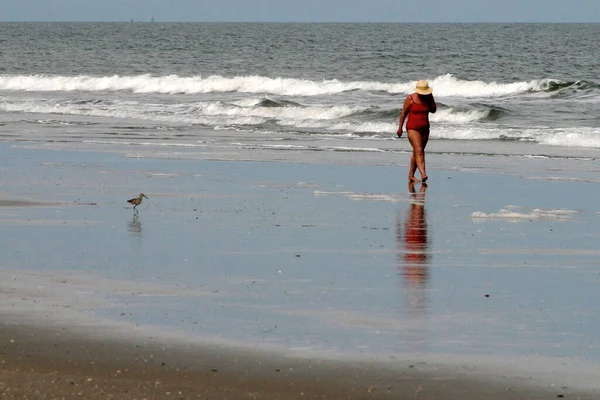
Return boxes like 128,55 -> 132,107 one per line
0,73 -> 582,98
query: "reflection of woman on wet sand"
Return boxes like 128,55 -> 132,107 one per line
398,182 -> 429,290
397,181 -> 430,349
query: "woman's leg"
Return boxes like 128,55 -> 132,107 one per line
407,129 -> 429,182
409,154 -> 418,182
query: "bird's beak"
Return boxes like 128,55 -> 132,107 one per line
143,194 -> 149,198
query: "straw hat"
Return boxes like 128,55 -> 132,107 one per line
414,80 -> 433,95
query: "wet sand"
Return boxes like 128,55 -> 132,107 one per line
0,322 -> 576,399
1,143 -> 599,398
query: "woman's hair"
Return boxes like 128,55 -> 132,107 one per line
417,93 -> 432,104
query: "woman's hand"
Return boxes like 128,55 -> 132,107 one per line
396,128 -> 403,138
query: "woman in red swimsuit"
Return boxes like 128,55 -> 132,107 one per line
397,80 -> 437,183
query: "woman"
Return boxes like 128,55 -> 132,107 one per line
397,80 -> 437,183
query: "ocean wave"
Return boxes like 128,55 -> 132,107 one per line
256,98 -> 304,108
431,108 -> 491,123
428,74 -> 535,97
432,127 -> 507,140
540,79 -> 599,93
0,95 -> 490,129
0,74 -> 394,96
0,73 -> 572,98
196,101 -> 364,121
546,80 -> 600,99
2,86 -> 599,150
538,128 -> 600,148
226,99 -> 491,126
23,118 -> 97,126
433,126 -> 600,148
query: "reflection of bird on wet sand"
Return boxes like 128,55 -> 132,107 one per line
397,182 -> 430,315
127,213 -> 142,234
127,193 -> 148,213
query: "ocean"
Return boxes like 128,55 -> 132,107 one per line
1,22 -> 600,166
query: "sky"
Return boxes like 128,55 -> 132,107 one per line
3,0 -> 600,23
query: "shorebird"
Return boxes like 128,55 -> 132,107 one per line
127,193 -> 148,212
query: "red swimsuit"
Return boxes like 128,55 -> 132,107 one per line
406,95 -> 431,132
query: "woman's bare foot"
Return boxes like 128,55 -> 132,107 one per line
409,176 -> 420,182
421,175 -> 428,183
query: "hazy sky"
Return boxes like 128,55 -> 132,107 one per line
3,0 -> 600,23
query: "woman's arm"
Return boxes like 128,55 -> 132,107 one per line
429,94 -> 437,113
397,96 -> 412,137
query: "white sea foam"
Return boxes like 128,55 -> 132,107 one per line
3,96 -> 600,150
83,140 -> 208,148
314,190 -> 355,196
3,98 -> 477,134
348,193 -> 403,202
431,126 -> 600,145
0,74 -> 392,96
538,128 -> 600,148
233,97 -> 265,107
0,99 -> 269,126
315,190 -> 404,203
199,101 -> 362,120
258,144 -> 309,150
428,74 -> 539,97
433,126 -> 510,140
431,107 -> 489,123
0,73 -> 544,98
285,120 -> 394,134
321,146 -> 384,153
472,207 -> 580,221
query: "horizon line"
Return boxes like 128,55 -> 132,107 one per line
1,20 -> 599,24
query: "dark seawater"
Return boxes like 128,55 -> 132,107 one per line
1,22 -> 599,163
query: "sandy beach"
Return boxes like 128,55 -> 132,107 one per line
1,142 -> 599,399
0,321 -> 579,400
